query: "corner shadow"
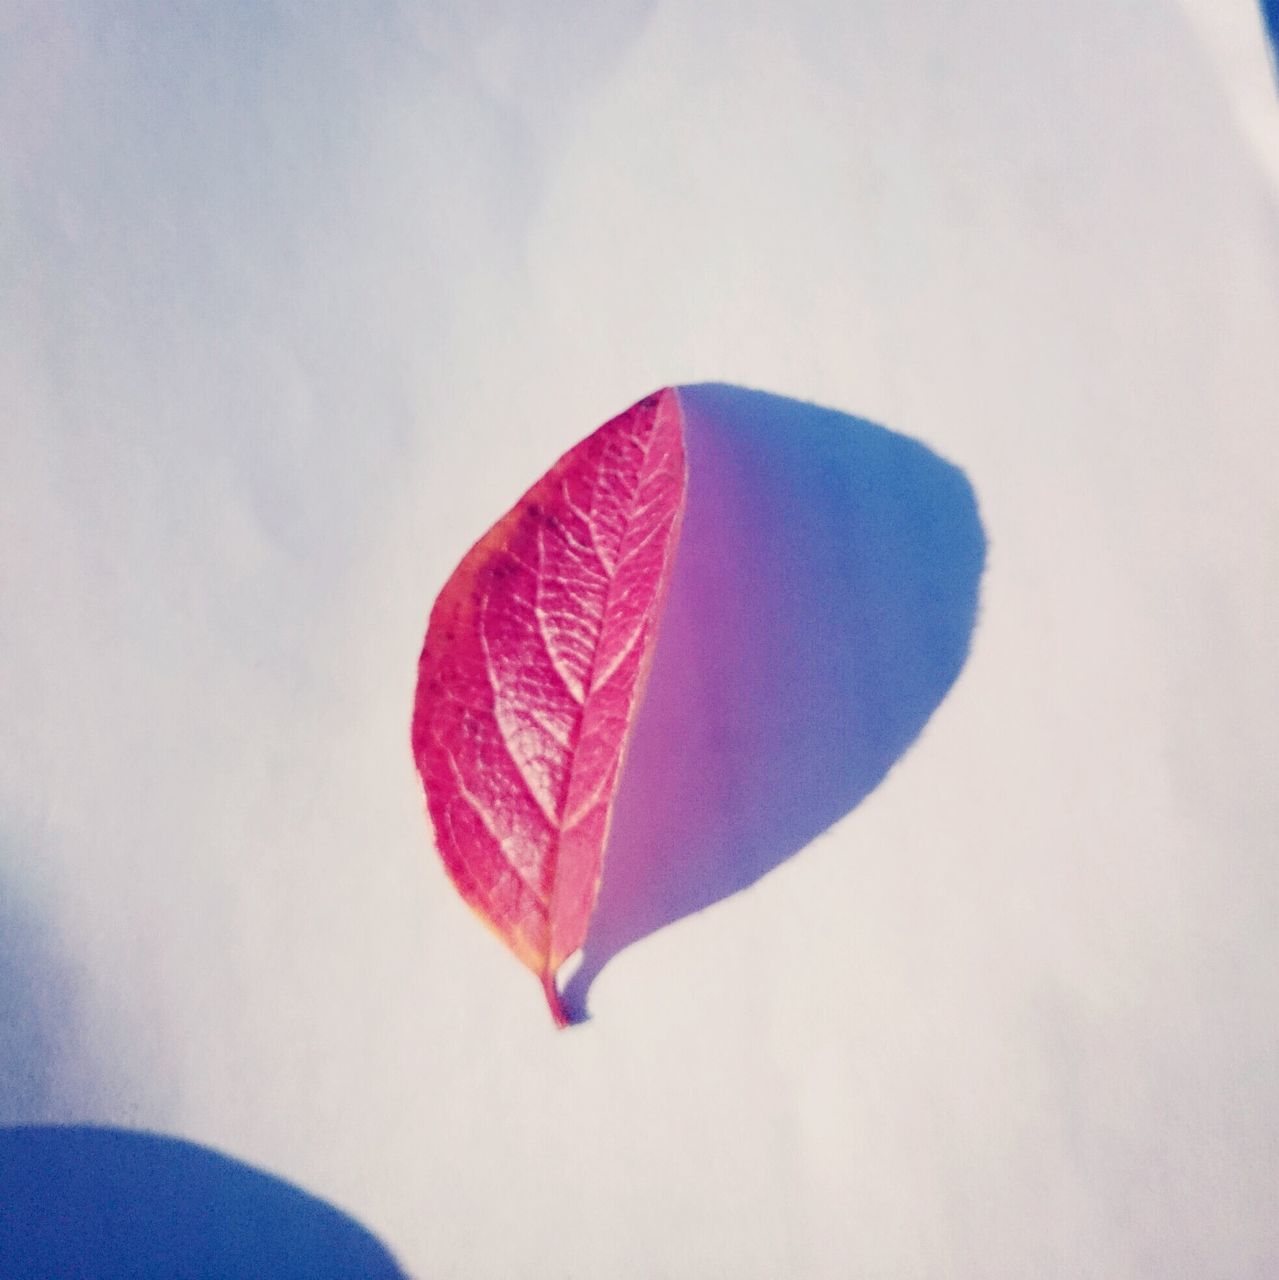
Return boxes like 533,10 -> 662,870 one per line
1264,1 -> 1279,85
563,383 -> 986,1020
0,1126 -> 407,1278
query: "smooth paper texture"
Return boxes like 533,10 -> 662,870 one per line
3,3 -> 1278,1276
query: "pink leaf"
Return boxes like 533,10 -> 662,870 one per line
411,389 -> 687,1026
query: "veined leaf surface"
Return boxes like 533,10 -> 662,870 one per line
411,389 -> 687,1026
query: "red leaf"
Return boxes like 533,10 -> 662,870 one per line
411,389 -> 687,1026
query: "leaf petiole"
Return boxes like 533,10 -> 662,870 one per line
542,970 -> 570,1029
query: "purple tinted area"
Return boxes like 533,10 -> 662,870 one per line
0,1126 -> 406,1278
565,384 -> 986,1019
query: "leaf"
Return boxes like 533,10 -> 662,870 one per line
411,389 -> 687,1026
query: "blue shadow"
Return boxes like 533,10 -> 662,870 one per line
0,1126 -> 406,1279
564,384 -> 986,1019
1264,0 -> 1279,83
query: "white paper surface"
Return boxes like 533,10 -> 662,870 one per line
3,3 -> 1278,1276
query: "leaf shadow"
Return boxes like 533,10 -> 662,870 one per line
0,1125 -> 407,1279
563,383 -> 987,1021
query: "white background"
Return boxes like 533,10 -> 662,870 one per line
3,2 -> 1278,1276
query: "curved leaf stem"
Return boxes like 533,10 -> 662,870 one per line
542,970 -> 570,1029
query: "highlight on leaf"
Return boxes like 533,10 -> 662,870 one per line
411,388 -> 687,1026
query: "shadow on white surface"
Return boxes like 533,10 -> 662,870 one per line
1264,0 -> 1279,79
564,384 -> 986,1019
0,1126 -> 407,1279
